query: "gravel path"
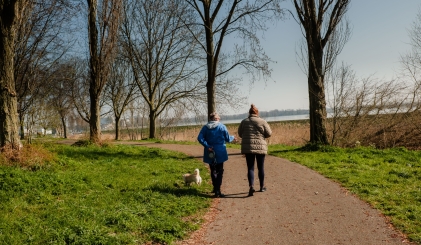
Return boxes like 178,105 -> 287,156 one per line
123,142 -> 410,245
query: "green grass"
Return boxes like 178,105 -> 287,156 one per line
3,139 -> 421,244
0,143 -> 212,245
268,144 -> 421,243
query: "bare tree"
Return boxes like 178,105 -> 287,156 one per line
401,6 -> 421,81
158,101 -> 190,140
323,59 -> 421,148
121,0 -> 204,138
0,0 -> 27,149
103,58 -> 139,140
121,98 -> 148,140
68,110 -> 89,134
14,0 -> 75,140
25,102 -> 38,144
49,61 -> 77,139
184,0 -> 284,117
71,59 -> 91,123
293,0 -> 350,145
321,6 -> 421,149
86,0 -> 122,143
408,6 -> 421,51
325,63 -> 355,145
37,98 -> 57,136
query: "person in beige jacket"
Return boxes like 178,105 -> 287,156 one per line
237,104 -> 272,196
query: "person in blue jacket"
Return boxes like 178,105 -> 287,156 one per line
197,112 -> 235,198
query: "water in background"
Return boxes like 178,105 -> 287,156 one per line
222,114 -> 309,125
177,113 -> 311,126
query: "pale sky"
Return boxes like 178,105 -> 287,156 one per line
233,0 -> 421,114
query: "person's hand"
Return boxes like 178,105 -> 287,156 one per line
208,147 -> 213,152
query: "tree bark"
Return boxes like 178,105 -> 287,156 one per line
149,109 -> 156,139
114,116 -> 120,140
206,59 -> 216,118
87,0 -> 101,143
0,0 -> 22,149
19,113 -> 24,140
89,91 -> 101,143
61,116 -> 67,139
203,1 -> 216,118
307,38 -> 328,144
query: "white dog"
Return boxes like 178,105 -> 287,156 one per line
183,168 -> 202,186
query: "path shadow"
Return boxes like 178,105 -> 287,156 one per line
222,192 -> 249,199
183,152 -> 244,160
227,153 -> 244,156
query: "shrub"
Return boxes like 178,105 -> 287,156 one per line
0,144 -> 55,170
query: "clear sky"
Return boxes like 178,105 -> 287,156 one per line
233,0 -> 421,114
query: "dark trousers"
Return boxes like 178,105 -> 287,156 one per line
209,163 -> 224,192
245,153 -> 265,188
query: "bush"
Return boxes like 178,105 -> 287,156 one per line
0,144 -> 55,170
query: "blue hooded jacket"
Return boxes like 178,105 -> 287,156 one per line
197,121 -> 234,164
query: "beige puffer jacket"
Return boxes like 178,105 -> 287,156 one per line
238,114 -> 272,154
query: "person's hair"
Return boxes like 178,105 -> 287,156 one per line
249,104 -> 259,115
209,112 -> 219,121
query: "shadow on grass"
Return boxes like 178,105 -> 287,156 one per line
270,143 -> 338,154
57,146 -> 194,162
147,184 -> 212,198
269,148 -> 300,155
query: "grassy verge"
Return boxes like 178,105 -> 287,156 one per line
268,144 -> 421,243
0,143 -> 212,245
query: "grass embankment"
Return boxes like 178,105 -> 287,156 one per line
0,143 -> 211,245
268,144 -> 421,243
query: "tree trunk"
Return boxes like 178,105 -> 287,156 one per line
18,104 -> 24,140
61,116 -> 67,138
149,109 -> 156,138
89,93 -> 101,143
87,0 -> 101,144
307,43 -> 328,144
206,67 -> 216,118
0,1 -> 22,149
140,115 -> 144,139
114,116 -> 120,140
19,113 -> 24,140
203,1 -> 216,118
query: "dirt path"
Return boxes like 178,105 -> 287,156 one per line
118,142 -> 409,245
59,140 -> 410,244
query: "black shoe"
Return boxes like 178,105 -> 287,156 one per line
248,187 -> 255,196
260,187 -> 267,192
214,191 -> 225,198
